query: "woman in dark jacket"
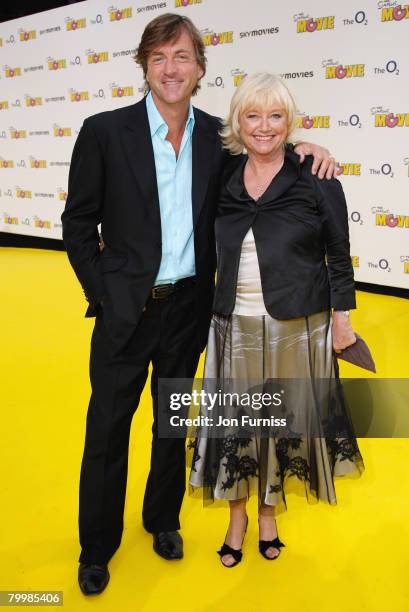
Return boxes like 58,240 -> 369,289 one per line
189,73 -> 364,567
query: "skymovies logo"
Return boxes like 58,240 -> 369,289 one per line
0,159 -> 14,168
70,90 -> 90,102
372,106 -> 409,127
137,3 -> 167,13
112,48 -> 137,59
19,29 -> 36,41
338,163 -> 361,175
296,114 -> 330,129
16,188 -> 32,199
10,129 -> 27,139
24,64 -> 44,74
175,0 -> 202,6
48,58 -> 66,70
0,101 -> 9,110
30,158 -> 47,169
378,1 -> 409,21
280,70 -> 314,80
87,51 -> 109,64
201,28 -> 233,46
323,59 -> 365,79
111,85 -> 134,97
109,7 -> 133,20
65,17 -> 87,31
231,69 -> 246,87
4,66 -> 22,77
39,26 -> 61,36
26,96 -> 42,107
294,13 -> 335,32
54,126 -> 71,137
239,26 -> 279,38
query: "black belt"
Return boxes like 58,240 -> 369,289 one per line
150,276 -> 196,299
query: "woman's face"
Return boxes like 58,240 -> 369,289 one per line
238,105 -> 288,158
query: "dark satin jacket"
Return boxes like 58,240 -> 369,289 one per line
212,149 -> 356,319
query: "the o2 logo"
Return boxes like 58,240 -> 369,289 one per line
381,163 -> 394,178
349,114 -> 362,128
378,258 -> 391,272
386,60 -> 399,75
354,10 -> 368,25
91,14 -> 103,25
374,59 -> 400,76
71,56 -> 82,66
207,76 -> 224,88
349,211 -> 363,225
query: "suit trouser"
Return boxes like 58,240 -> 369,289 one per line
78,284 -> 201,564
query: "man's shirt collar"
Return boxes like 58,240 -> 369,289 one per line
146,90 -> 194,139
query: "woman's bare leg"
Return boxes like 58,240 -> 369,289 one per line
258,503 -> 279,559
221,498 -> 248,566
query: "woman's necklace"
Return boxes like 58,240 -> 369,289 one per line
254,177 -> 272,199
246,155 -> 284,200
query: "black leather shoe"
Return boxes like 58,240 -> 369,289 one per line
152,531 -> 183,560
78,563 -> 110,595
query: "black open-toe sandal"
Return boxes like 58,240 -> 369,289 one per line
259,536 -> 285,560
217,516 -> 248,568
258,518 -> 285,560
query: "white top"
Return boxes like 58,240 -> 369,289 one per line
232,228 -> 269,316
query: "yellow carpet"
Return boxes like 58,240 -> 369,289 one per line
1,246 -> 408,612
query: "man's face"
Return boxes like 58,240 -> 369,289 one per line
146,28 -> 204,106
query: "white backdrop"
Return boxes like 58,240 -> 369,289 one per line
0,0 -> 408,288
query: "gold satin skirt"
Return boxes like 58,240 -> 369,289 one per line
188,311 -> 365,512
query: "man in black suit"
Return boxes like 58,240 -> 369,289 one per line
61,13 -> 336,595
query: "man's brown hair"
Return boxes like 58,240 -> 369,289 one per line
134,13 -> 207,96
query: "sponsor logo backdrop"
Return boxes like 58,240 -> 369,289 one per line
0,0 -> 408,288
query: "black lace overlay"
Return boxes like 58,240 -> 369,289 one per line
188,311 -> 365,511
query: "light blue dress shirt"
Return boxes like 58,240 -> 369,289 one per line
145,91 -> 196,286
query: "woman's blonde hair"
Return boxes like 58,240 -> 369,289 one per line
220,72 -> 297,155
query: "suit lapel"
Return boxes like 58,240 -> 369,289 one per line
120,98 -> 161,224
192,108 -> 217,228
120,99 -> 217,229
257,148 -> 301,205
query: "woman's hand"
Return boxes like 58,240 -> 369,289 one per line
293,142 -> 341,179
332,311 -> 357,353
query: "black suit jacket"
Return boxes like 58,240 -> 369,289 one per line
212,149 -> 356,318
61,97 -> 226,350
